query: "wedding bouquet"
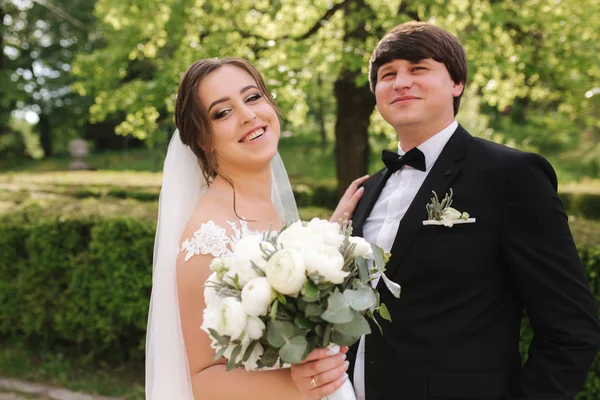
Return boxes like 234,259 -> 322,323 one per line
201,218 -> 400,399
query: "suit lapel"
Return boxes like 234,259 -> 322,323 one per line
353,169 -> 390,237
385,126 -> 472,276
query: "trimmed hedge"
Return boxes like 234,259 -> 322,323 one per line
1,215 -> 599,396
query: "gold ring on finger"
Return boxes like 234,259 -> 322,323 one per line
310,377 -> 317,388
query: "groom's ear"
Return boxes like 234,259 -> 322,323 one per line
452,81 -> 465,97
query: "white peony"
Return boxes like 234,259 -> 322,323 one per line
307,218 -> 345,250
265,248 -> 307,296
226,235 -> 275,287
245,315 -> 266,340
304,244 -> 348,284
202,297 -> 247,340
441,207 -> 462,227
349,236 -> 373,259
241,277 -> 274,317
276,221 -> 316,251
204,272 -> 222,307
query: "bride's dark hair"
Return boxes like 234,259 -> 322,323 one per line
175,57 -> 278,184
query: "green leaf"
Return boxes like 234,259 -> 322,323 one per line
294,313 -> 316,330
303,279 -> 319,300
279,335 -> 308,364
208,329 -> 229,346
270,299 -> 279,321
277,293 -> 287,305
323,324 -> 332,347
242,341 -> 259,362
334,314 -> 371,337
321,291 -> 354,323
304,302 -> 324,318
259,346 -> 279,368
267,320 -> 296,348
343,284 -> 377,311
379,303 -> 392,322
297,298 -> 308,312
331,329 -> 360,347
356,257 -> 369,283
250,261 -> 266,277
213,346 -> 227,362
226,345 -> 242,371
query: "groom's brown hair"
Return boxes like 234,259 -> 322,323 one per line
369,21 -> 468,115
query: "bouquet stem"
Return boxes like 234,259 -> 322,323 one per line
324,379 -> 356,400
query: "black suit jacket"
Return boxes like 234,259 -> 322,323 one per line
350,125 -> 600,399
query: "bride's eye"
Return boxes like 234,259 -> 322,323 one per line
214,108 -> 232,119
245,93 -> 262,103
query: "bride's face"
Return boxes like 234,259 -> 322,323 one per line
198,65 -> 280,173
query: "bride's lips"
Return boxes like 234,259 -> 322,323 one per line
391,95 -> 420,104
239,126 -> 267,143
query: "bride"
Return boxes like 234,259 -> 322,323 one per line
146,57 -> 367,399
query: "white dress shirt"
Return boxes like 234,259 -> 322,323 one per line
353,121 -> 458,399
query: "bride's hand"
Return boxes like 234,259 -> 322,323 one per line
330,175 -> 369,223
290,346 -> 349,399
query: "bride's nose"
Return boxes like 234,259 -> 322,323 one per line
240,105 -> 257,125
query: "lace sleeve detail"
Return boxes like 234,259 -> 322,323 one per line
180,221 -> 232,261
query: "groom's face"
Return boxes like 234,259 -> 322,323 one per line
374,58 -> 464,134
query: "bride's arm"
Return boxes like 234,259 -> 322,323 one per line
176,250 -> 347,400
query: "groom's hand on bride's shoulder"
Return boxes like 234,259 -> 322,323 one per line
331,175 -> 369,223
290,346 -> 350,399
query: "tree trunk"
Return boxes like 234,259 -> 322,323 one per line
38,113 -> 53,157
334,0 -> 377,198
316,75 -> 327,148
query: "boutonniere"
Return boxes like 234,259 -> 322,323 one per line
422,188 -> 476,227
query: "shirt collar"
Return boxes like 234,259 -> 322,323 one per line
397,121 -> 458,171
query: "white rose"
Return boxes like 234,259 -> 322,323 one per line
227,236 -> 275,287
202,297 -> 247,340
241,277 -> 274,317
245,315 -> 266,340
307,218 -> 345,250
276,221 -> 317,251
204,272 -> 222,307
349,236 -> 373,259
242,343 -> 264,371
304,244 -> 348,284
265,248 -> 307,296
441,207 -> 462,227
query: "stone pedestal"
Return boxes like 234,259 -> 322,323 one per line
68,138 -> 90,170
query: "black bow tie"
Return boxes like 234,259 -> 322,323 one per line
382,148 -> 426,173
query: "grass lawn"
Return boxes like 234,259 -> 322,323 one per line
0,343 -> 144,399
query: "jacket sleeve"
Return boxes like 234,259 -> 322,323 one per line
501,153 -> 600,399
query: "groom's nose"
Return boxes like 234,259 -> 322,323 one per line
392,70 -> 413,90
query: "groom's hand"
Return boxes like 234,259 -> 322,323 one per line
330,175 -> 369,223
290,346 -> 350,399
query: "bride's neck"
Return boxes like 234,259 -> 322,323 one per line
211,166 -> 272,203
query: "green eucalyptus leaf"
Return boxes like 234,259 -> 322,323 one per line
331,329 -> 360,347
280,335 -> 309,364
303,279 -> 319,300
304,302 -> 325,318
334,314 -> 371,337
259,346 -> 280,368
226,345 -> 242,371
321,291 -> 354,323
356,257 -> 369,283
208,329 -> 229,346
379,303 -> 392,322
270,299 -> 279,321
242,341 -> 259,362
294,313 -> 316,329
213,346 -> 227,362
343,285 -> 377,311
267,320 -> 296,348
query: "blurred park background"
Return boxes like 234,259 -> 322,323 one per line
0,0 -> 599,398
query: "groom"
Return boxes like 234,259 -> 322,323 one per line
350,21 -> 600,399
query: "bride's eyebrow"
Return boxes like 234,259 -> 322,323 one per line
207,85 -> 259,113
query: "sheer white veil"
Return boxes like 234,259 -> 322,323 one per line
145,129 -> 298,399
